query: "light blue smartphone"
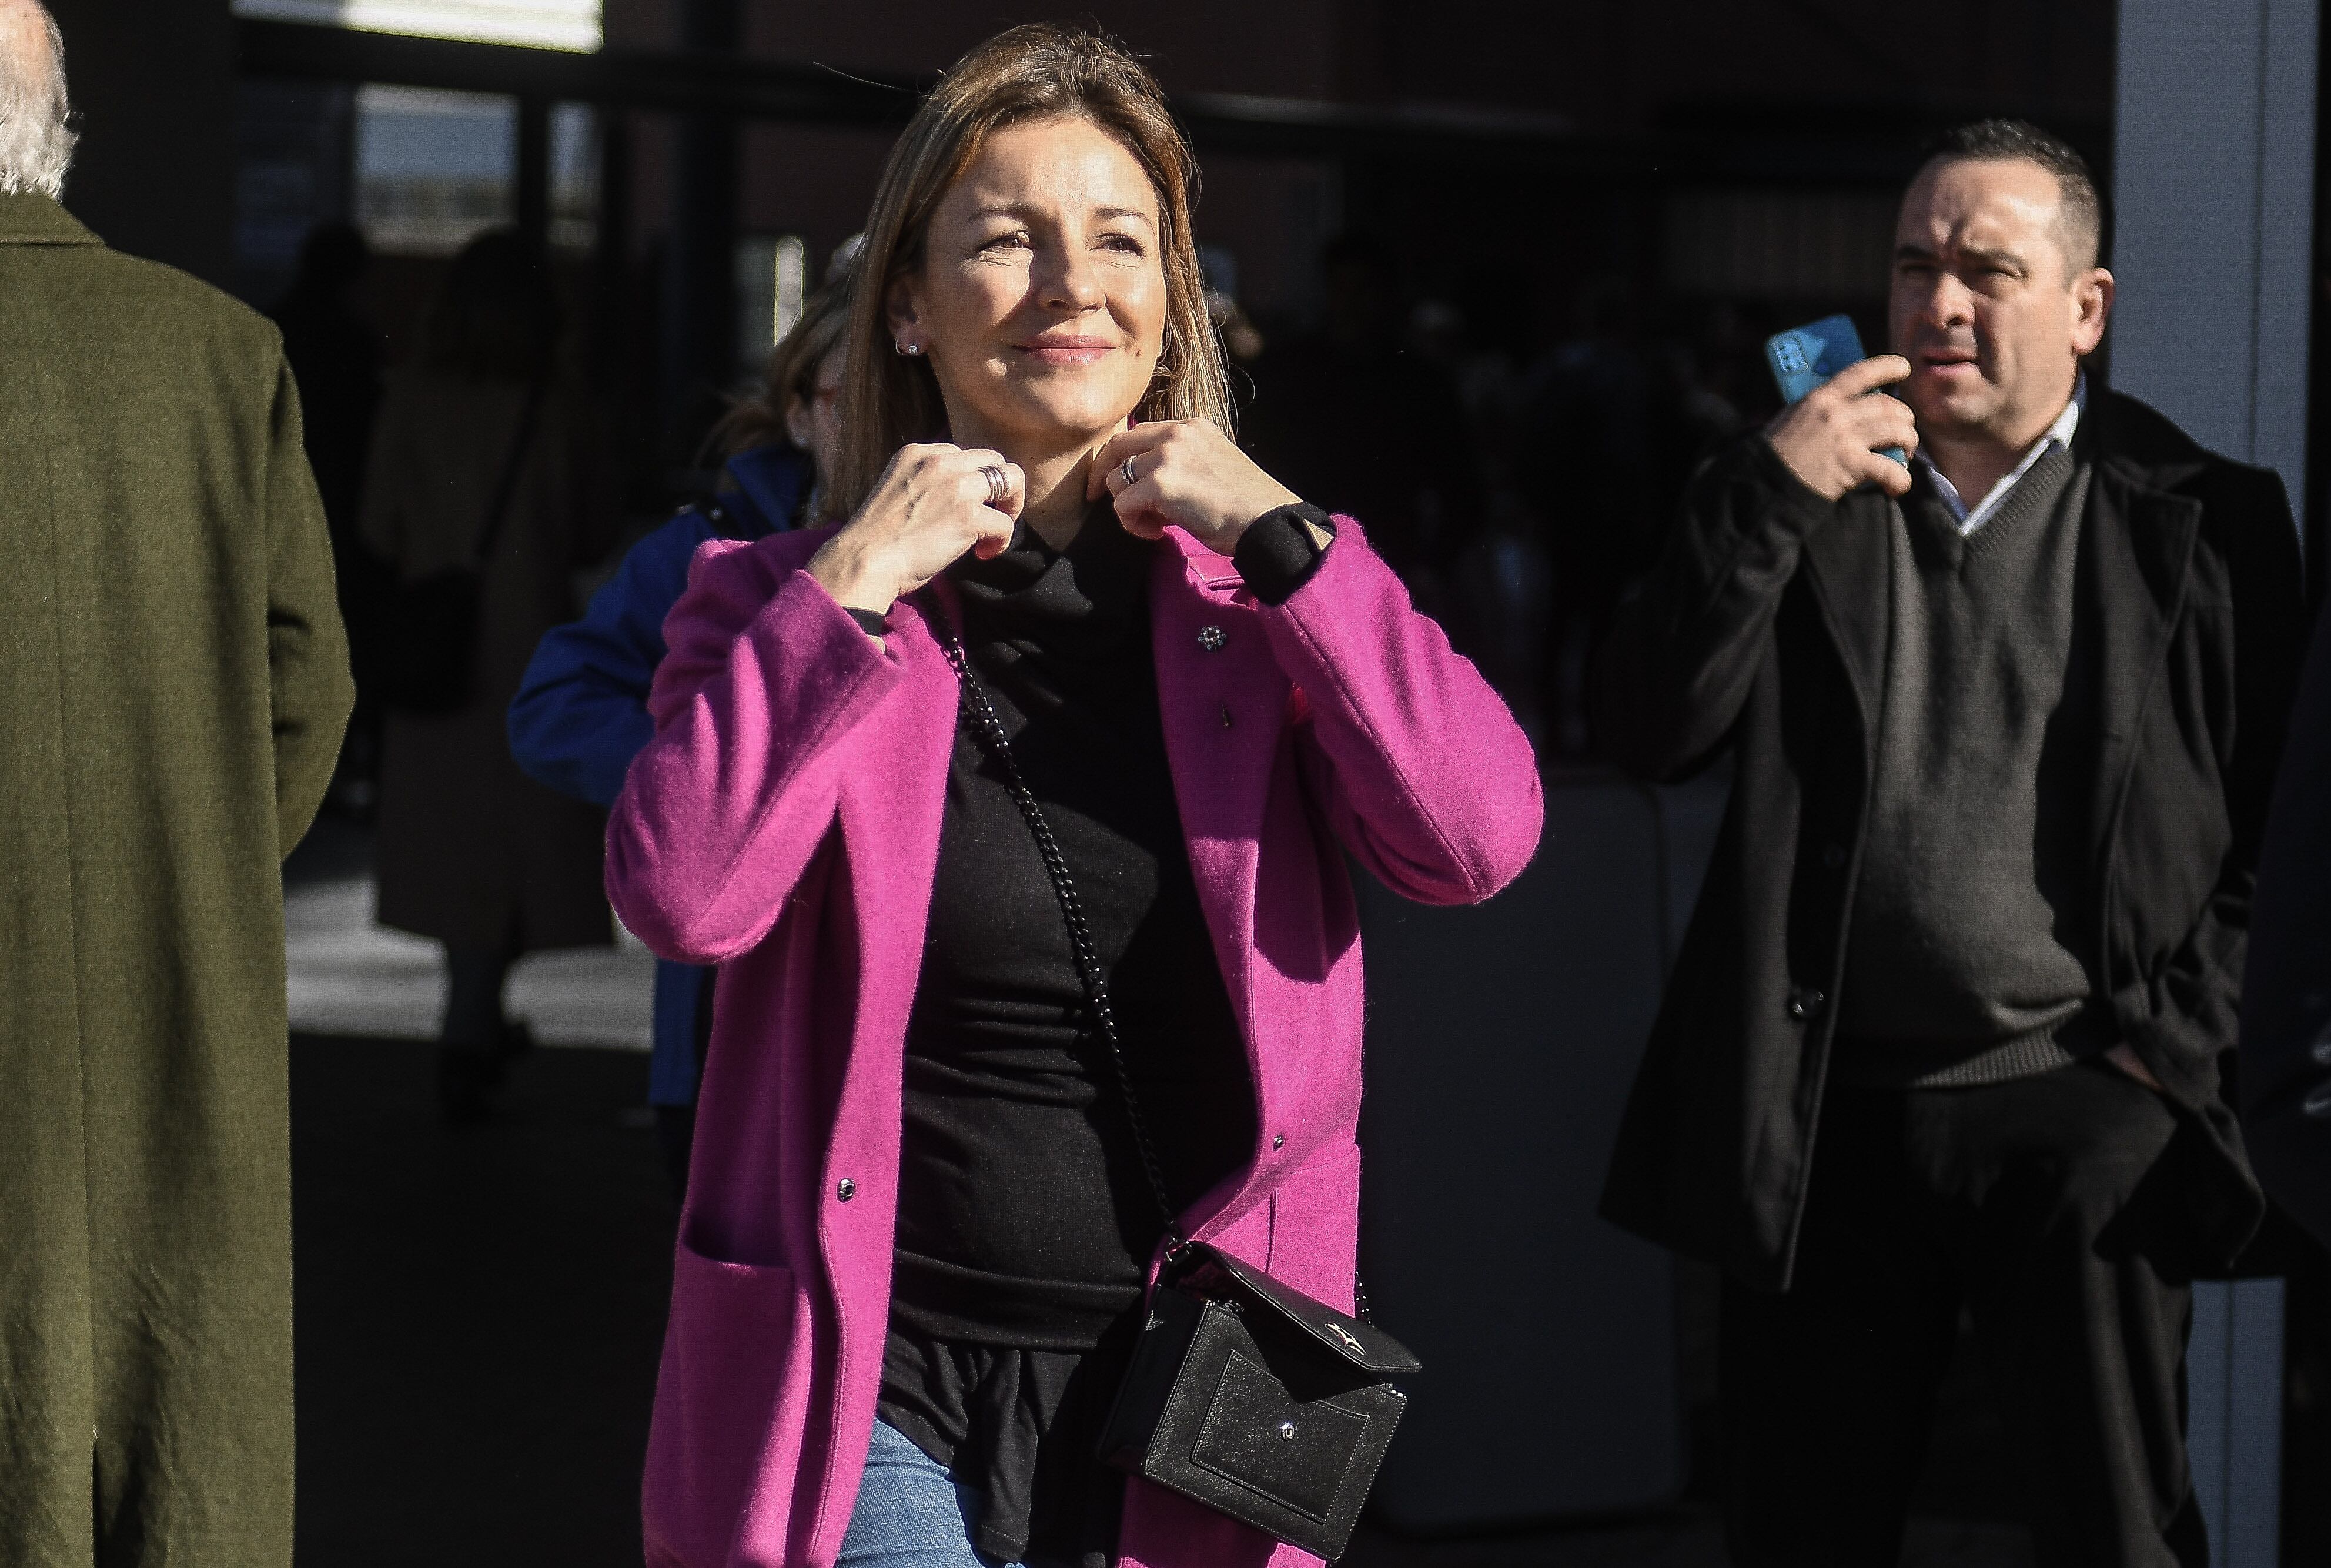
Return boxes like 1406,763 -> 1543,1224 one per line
1764,315 -> 1908,467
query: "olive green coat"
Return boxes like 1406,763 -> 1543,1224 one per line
0,193 -> 353,1566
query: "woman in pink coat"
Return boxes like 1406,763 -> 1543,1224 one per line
606,24 -> 1541,1568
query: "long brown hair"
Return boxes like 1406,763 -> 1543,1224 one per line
830,24 -> 1232,520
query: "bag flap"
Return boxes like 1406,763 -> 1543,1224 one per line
1182,1244 -> 1422,1376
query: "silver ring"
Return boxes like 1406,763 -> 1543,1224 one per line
979,464 -> 1008,506
1121,455 -> 1139,489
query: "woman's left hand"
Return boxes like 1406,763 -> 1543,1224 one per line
1088,419 -> 1303,554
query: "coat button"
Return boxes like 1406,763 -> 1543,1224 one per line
1786,989 -> 1827,1022
1272,1134 -> 1285,1151
1198,625 -> 1227,653
1820,842 -> 1847,871
836,1178 -> 857,1202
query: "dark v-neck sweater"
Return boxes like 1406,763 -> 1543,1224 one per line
877,506 -> 1257,1567
1833,443 -> 2105,1087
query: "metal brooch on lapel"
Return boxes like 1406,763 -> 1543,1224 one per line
1198,625 -> 1226,653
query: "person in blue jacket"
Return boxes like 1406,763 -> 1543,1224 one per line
509,268 -> 852,1188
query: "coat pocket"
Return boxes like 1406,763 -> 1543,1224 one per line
1266,1144 -> 1363,1310
644,1239 -> 807,1567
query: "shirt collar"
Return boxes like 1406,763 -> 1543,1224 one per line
1918,375 -> 2086,534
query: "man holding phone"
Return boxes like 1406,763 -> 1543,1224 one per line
1594,120 -> 2309,1566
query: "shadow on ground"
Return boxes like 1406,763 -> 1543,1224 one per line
286,1035 -> 2034,1567
291,1031 -> 2324,1567
292,1034 -> 674,1567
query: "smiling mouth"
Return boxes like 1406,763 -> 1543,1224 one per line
1014,339 -> 1114,368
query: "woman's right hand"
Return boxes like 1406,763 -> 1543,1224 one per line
807,444 -> 1024,614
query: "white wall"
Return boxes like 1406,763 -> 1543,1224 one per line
2113,6 -> 2317,1563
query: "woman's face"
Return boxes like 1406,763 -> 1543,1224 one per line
892,115 -> 1168,457
785,346 -> 847,489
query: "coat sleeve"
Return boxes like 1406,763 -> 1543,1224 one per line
1259,518 -> 1542,905
265,354 -> 355,859
2243,603 -> 2331,1246
1590,434 -> 1838,782
604,533 -> 900,963
2123,466 -> 2311,1110
508,514 -> 707,808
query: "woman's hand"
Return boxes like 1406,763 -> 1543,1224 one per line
807,444 -> 1024,613
1088,420 -> 1302,553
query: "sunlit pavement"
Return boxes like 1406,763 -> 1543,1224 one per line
284,816 -> 654,1049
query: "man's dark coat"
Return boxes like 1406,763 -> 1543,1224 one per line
2242,607 -> 2331,1247
1594,387 -> 2310,1291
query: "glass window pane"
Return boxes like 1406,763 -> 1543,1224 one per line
355,85 -> 514,255
550,103 -> 598,252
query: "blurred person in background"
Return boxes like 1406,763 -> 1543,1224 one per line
272,219 -> 388,814
360,229 -> 616,1122
604,25 -> 1539,1568
0,2 -> 353,1562
1239,232 -> 1483,602
273,220 -> 383,566
507,261 -> 854,1190
1517,275 -> 1657,755
1595,120 -> 2308,1566
2242,609 -> 2331,1246
1413,290 -> 1559,732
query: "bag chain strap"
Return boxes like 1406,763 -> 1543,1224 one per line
929,615 -> 1189,1256
929,605 -> 1377,1324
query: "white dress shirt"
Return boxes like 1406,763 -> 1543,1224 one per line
1917,376 -> 2087,535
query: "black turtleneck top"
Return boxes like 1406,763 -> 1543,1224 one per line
877,504 -> 1266,1567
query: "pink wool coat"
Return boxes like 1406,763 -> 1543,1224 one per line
606,517 -> 1543,1568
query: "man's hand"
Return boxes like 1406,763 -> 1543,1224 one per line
1768,355 -> 1921,500
2103,1042 -> 2166,1093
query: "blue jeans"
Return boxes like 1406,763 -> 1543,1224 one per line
837,1419 -> 1019,1568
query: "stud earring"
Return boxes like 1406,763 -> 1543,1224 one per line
894,340 -> 921,357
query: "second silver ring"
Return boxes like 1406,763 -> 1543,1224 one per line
1121,455 -> 1140,489
980,464 -> 1008,506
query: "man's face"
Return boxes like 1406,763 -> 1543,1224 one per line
1888,156 -> 2107,443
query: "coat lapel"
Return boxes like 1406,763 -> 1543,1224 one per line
817,594 -> 964,1308
836,590 -> 963,1049
1795,489 -> 1892,750
1148,534 -> 1289,1235
2077,456 -> 2202,875
1148,536 -> 1287,1009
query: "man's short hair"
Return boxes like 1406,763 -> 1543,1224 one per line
0,0 -> 75,199
1922,118 -> 2103,275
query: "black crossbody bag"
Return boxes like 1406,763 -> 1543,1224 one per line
930,613 -> 1421,1563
